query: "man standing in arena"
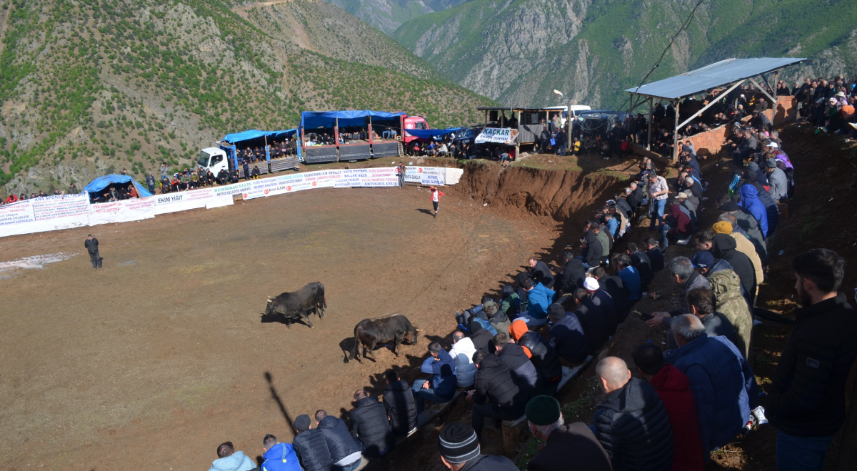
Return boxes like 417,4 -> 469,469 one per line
85,234 -> 102,270
430,186 -> 444,217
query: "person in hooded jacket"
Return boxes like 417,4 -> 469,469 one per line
509,319 -> 563,396
382,370 -> 418,437
695,231 -> 756,306
292,414 -> 334,471
468,350 -> 527,440
208,442 -> 257,471
713,218 -> 764,284
718,200 -> 767,260
315,410 -> 363,471
484,301 -> 511,336
546,304 -> 587,365
450,331 -> 478,388
737,184 -> 768,238
632,345 -> 705,471
261,434 -> 302,471
592,357 -> 673,471
521,278 -> 555,326
350,390 -> 395,457
665,315 -> 758,461
499,285 -> 521,317
494,332 -> 542,399
745,170 -> 780,237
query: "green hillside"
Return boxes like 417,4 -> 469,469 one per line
0,0 -> 494,193
393,0 -> 857,108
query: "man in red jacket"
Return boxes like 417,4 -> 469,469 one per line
633,344 -> 705,470
429,186 -> 444,218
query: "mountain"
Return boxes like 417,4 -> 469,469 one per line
392,0 -> 857,109
0,0 -> 493,193
320,0 -> 469,35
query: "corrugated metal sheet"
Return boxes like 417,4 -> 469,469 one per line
625,57 -> 806,100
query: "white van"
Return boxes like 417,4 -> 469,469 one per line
197,147 -> 229,176
544,105 -> 592,128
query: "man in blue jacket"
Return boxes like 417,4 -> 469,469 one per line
412,341 -> 457,414
665,314 -> 758,460
261,434 -> 302,471
520,278 -> 555,326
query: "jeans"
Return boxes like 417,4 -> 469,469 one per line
649,199 -> 666,229
776,430 -> 833,471
89,251 -> 102,269
334,457 -> 363,471
660,223 -> 672,250
412,379 -> 451,414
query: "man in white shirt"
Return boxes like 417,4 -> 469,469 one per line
449,330 -> 477,388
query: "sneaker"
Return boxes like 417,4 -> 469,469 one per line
742,414 -> 756,435
849,123 -> 857,131
752,406 -> 768,425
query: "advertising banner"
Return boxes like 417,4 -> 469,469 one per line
404,167 -> 445,186
474,127 -> 518,145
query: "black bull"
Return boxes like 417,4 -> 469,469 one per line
264,282 -> 327,328
347,314 -> 419,363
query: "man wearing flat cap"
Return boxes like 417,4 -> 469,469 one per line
525,395 -> 612,471
436,422 -> 517,471
764,159 -> 788,202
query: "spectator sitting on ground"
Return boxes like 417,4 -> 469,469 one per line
494,332 -> 542,399
546,303 -> 587,367
632,344 -> 705,471
208,441 -> 256,471
767,249 -> 857,469
660,203 -> 691,250
483,300 -> 511,335
450,331 -> 478,388
615,253 -> 642,302
383,370 -> 418,437
437,422 -> 519,470
572,288 -> 610,356
555,251 -> 586,297
315,410 -> 364,471
643,237 -> 664,272
499,285 -> 521,317
509,319 -> 563,396
627,242 -> 653,294
591,267 -> 630,323
350,389 -> 395,457
520,278 -> 554,326
468,320 -> 495,354
580,225 -> 604,269
584,276 -> 619,335
525,395 -> 612,471
665,315 -> 759,459
646,256 -> 710,329
528,257 -> 555,289
251,165 -> 261,179
592,356 -> 674,471
412,342 -> 457,414
468,350 -> 527,442
261,434 -> 301,471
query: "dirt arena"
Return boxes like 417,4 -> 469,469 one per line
0,182 -> 575,470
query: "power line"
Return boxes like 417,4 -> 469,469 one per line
622,0 -> 707,111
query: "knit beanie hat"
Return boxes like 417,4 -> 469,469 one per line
712,221 -> 733,234
294,414 -> 311,432
438,423 -> 480,464
526,395 -> 561,426
547,303 -> 566,320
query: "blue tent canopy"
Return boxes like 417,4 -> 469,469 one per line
222,129 -> 297,144
300,110 -> 405,130
404,127 -> 464,140
84,174 -> 154,198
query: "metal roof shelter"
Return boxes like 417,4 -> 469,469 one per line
625,57 -> 806,158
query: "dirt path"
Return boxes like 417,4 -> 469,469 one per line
0,185 -> 560,471
231,0 -> 296,13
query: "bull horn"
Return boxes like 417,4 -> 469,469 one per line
415,328 -> 424,332
266,297 -> 274,302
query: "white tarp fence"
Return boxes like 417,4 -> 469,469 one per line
0,167 -> 457,238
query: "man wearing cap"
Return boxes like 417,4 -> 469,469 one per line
546,304 -> 587,366
714,216 -> 764,278
717,198 -> 767,260
584,276 -> 619,335
437,422 -> 518,470
592,357 -> 673,471
764,159 -> 788,201
573,287 -> 611,355
675,192 -> 697,231
292,414 -> 334,471
525,395 -> 612,471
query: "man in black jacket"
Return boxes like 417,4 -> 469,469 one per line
581,230 -> 604,269
547,304 -> 587,366
382,370 -> 417,437
315,410 -> 363,471
767,249 -> 857,470
468,351 -> 526,440
494,333 -> 541,399
526,395 -> 612,471
592,357 -> 673,471
627,242 -> 653,293
695,231 -> 756,306
555,252 -> 585,297
84,234 -> 102,270
292,414 -> 334,471
350,390 -> 394,457
646,256 -> 710,329
527,257 -> 555,289
573,289 -> 610,356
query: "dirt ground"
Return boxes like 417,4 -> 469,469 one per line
0,184 -> 568,471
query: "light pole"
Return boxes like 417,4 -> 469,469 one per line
553,90 -> 572,151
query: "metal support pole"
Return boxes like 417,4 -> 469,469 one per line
672,100 -> 680,161
647,97 -> 653,151
675,80 -> 745,131
749,77 -> 776,104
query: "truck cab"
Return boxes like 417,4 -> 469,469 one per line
197,147 -> 230,176
544,105 -> 592,129
402,116 -> 429,145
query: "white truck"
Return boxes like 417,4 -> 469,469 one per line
197,147 -> 230,176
